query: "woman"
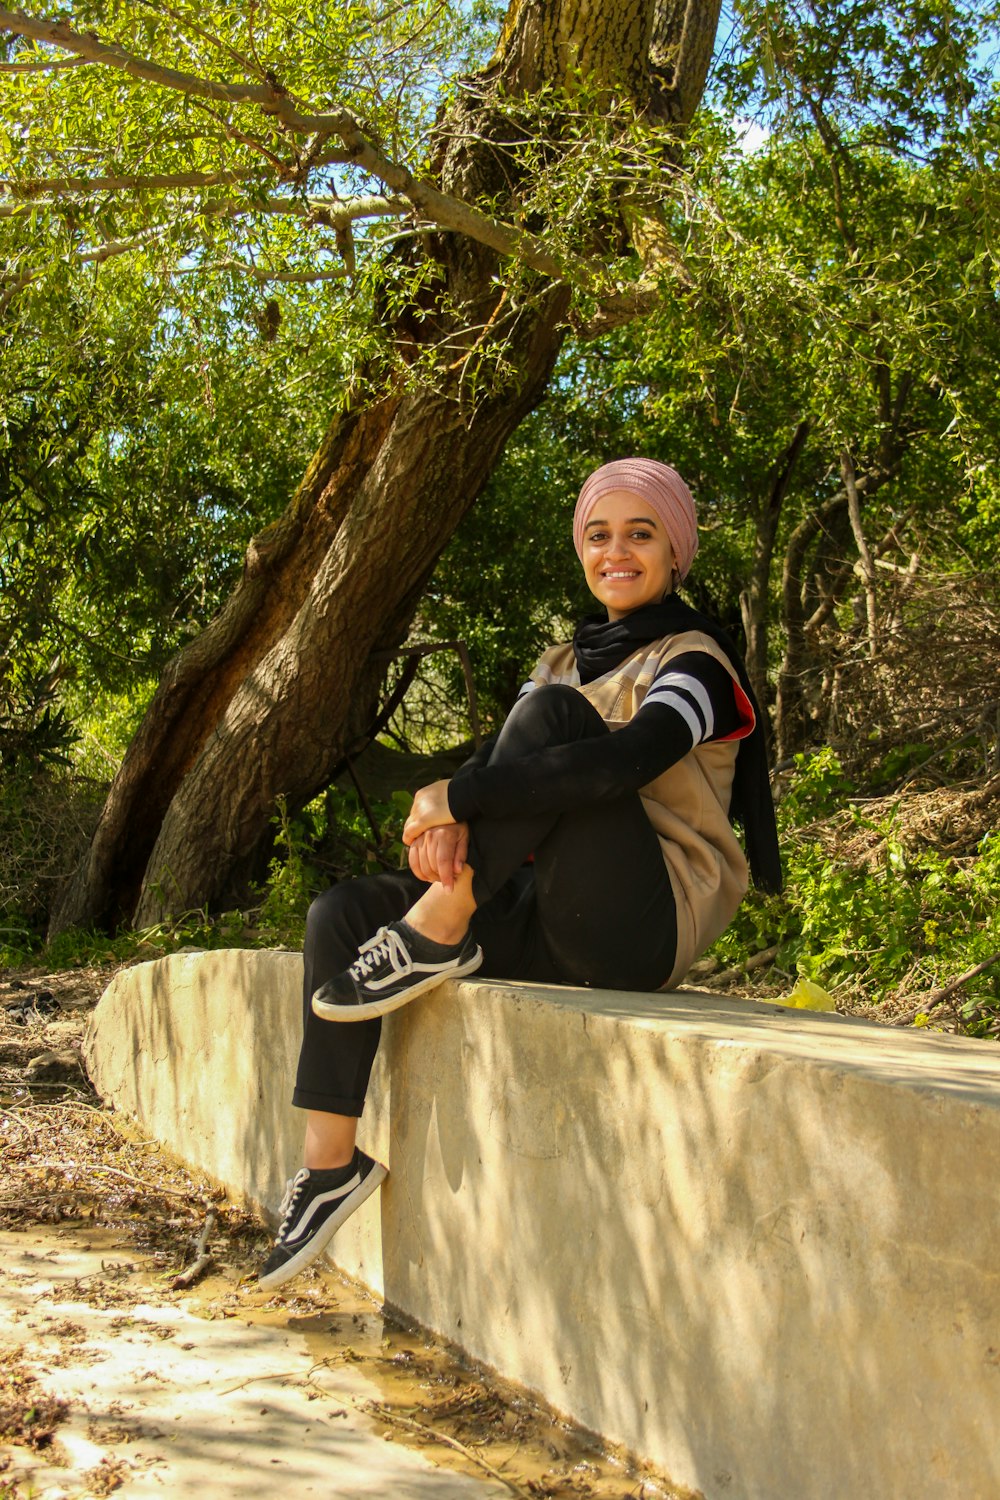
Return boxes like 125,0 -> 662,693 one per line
259,458 -> 781,1289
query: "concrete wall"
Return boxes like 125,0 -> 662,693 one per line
85,951 -> 1000,1500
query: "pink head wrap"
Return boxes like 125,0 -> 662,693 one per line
573,458 -> 699,583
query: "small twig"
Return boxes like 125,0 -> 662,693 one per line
891,951 -> 1000,1027
0,55 -> 91,71
216,1357 -> 335,1396
703,945 -> 780,989
344,758 -> 384,848
28,1160 -> 205,1200
170,1209 -> 217,1289
362,1400 -> 532,1498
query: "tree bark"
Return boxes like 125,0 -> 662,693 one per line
773,464 -> 900,759
774,492 -> 849,762
739,418 -> 811,717
50,0 -> 722,934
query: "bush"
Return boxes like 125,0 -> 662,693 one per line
0,771 -> 104,962
712,750 -> 1000,1035
253,786 -> 413,948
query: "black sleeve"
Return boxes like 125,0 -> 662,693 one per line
447,654 -> 743,825
450,734 -> 498,785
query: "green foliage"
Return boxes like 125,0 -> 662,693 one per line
0,771 -> 415,963
2,0 -> 998,999
721,0 -> 999,150
4,904 -> 258,971
711,751 -> 1000,1035
253,785 -> 412,946
254,795 -> 324,948
412,384 -> 594,732
0,261 -> 349,721
329,785 -> 412,878
0,670 -> 79,775
0,1 -> 501,338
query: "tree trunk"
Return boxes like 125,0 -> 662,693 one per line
739,419 -> 811,718
50,0 -> 722,935
773,493 -> 848,762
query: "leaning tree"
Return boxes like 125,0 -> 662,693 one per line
1,0 -> 722,931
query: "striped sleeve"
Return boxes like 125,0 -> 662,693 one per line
640,651 -> 749,745
447,652 -> 749,825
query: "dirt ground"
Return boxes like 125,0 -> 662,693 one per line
0,964 -> 686,1500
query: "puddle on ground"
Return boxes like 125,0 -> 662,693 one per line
186,1256 -> 676,1499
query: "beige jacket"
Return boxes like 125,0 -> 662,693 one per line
527,630 -> 755,987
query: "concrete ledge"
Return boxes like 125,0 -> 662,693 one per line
85,951 -> 1000,1500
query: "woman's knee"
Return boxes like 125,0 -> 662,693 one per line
506,684 -> 605,741
304,881 -> 374,963
305,870 -> 417,961
305,883 -> 351,942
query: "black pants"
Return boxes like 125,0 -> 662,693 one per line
293,685 -> 678,1116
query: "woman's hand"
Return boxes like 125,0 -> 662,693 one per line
402,779 -> 455,844
407,822 -> 470,892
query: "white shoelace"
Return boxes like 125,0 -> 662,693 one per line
276,1168 -> 309,1237
348,925 -> 410,981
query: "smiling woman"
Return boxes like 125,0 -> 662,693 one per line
258,455 -> 783,1292
581,495 -> 677,617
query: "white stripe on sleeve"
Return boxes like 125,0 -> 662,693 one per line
643,687 -> 702,744
644,671 -> 715,739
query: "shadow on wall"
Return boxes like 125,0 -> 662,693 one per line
372,982 -> 999,1498
126,951 -> 308,1217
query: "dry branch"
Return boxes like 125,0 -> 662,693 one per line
841,449 -> 879,657
362,1399 -> 532,1498
170,1208 -> 216,1288
892,951 -> 1000,1027
31,1159 -> 206,1200
703,945 -> 780,988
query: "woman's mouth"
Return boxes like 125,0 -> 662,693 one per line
602,569 -> 640,580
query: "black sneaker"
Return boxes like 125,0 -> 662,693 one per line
257,1149 -> 387,1291
311,920 -> 482,1023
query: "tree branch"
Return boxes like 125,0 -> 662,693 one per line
575,276 -> 680,337
0,53 -> 90,70
250,193 -> 409,228
650,0 -> 724,125
0,190 -> 408,227
0,7 -> 614,288
841,448 -> 878,656
174,260 -> 349,283
0,160 -> 351,198
805,499 -> 908,638
892,951 -> 1000,1027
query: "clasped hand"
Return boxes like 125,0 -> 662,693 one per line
402,779 -> 469,893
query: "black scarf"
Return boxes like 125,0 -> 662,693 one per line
573,598 -> 782,893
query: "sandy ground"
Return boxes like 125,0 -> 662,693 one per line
1,1230 -> 518,1500
0,964 -> 678,1500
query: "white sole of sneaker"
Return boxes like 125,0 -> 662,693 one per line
257,1158 -> 388,1292
311,947 -> 483,1023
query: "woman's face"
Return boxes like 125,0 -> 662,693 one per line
580,491 -> 676,620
